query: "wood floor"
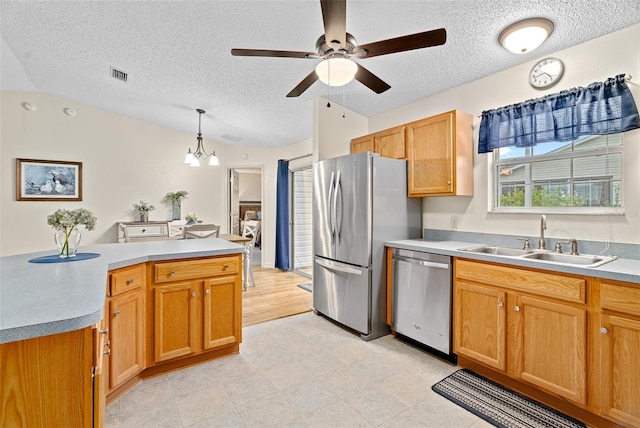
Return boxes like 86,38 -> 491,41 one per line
242,265 -> 313,327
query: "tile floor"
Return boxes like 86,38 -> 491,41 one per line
105,312 -> 493,427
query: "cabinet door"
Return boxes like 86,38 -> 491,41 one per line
109,290 -> 144,389
374,126 -> 406,159
203,275 -> 241,349
350,134 -> 374,154
599,314 -> 640,427
512,295 -> 587,405
454,280 -> 506,370
407,112 -> 454,196
154,282 -> 197,362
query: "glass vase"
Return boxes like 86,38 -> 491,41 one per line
172,199 -> 181,221
139,211 -> 149,222
55,228 -> 81,258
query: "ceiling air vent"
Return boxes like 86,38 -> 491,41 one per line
221,133 -> 243,143
110,67 -> 128,82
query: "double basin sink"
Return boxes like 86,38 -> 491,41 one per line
458,245 -> 617,268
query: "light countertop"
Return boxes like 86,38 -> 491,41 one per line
0,239 -> 244,344
385,239 -> 640,284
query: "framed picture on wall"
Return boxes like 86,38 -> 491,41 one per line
16,158 -> 83,201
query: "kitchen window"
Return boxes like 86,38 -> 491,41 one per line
493,133 -> 623,213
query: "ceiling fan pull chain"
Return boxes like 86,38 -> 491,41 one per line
342,85 -> 346,118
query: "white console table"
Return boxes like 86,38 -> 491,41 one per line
117,221 -> 173,242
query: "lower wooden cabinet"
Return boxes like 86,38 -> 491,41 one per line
103,254 -> 241,402
596,279 -> 640,427
108,289 -> 145,389
154,280 -> 198,361
454,281 -> 506,371
151,255 -> 242,363
454,259 -> 588,405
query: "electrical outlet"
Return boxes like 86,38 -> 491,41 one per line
451,215 -> 458,229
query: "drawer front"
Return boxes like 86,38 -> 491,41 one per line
455,259 -> 585,303
601,281 -> 640,316
126,224 -> 166,237
110,265 -> 145,296
154,256 -> 239,283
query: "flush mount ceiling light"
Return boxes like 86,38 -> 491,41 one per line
184,108 -> 219,167
315,57 -> 358,86
499,18 -> 554,54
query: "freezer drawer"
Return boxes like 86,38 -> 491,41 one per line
313,257 -> 371,335
392,250 -> 452,355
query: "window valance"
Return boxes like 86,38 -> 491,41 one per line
478,74 -> 640,153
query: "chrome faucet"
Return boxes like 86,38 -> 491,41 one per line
539,215 -> 547,250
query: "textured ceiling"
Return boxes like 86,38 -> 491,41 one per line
2,1 -> 639,148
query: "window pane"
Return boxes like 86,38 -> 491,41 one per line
494,135 -> 623,211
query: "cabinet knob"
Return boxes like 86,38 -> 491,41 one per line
224,265 -> 230,270
192,291 -> 197,297
206,289 -> 211,295
447,180 -> 452,185
600,327 -> 608,334
497,300 -> 504,307
514,305 -> 520,312
126,278 -> 134,284
113,310 -> 120,317
170,271 -> 176,276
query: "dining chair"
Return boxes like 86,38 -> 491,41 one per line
182,223 -> 220,239
242,220 -> 260,288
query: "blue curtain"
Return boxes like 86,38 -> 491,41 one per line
275,159 -> 290,270
479,74 -> 640,153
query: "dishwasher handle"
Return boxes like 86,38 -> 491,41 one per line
393,254 -> 449,270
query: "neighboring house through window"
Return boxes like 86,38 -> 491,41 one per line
493,134 -> 623,212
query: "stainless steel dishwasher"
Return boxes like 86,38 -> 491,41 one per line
391,248 -> 455,361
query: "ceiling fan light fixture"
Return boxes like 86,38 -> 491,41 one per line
315,57 -> 357,86
499,18 -> 554,54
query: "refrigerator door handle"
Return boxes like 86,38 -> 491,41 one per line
328,170 -> 335,244
315,258 -> 363,275
335,170 -> 342,244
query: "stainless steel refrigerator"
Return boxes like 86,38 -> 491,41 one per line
312,151 -> 421,341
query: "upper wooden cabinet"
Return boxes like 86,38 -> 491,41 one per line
350,125 -> 406,159
407,110 -> 474,197
350,110 -> 474,197
350,134 -> 375,154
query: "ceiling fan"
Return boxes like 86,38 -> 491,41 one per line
231,0 -> 446,97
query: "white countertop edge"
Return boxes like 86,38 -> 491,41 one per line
0,240 -> 245,344
385,239 -> 640,283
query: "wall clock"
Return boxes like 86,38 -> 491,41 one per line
529,58 -> 564,89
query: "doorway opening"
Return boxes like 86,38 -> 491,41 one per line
291,166 -> 313,278
228,167 -> 262,266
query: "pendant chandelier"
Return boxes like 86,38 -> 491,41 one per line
184,108 -> 219,166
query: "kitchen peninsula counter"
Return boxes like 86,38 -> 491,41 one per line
0,239 -> 244,344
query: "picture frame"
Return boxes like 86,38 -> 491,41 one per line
16,158 -> 83,201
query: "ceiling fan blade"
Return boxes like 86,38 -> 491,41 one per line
286,71 -> 320,97
354,63 -> 391,94
320,0 -> 347,49
231,48 -> 318,59
354,28 -> 446,59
